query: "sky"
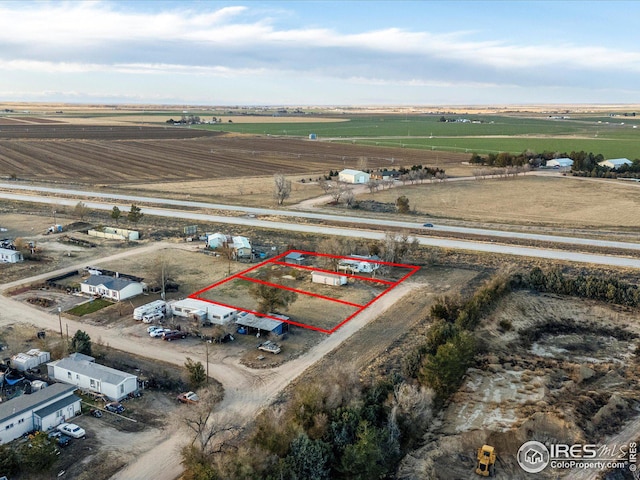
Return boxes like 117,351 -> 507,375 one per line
1,0 -> 639,106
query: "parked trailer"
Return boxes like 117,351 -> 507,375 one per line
337,260 -> 380,273
133,300 -> 167,320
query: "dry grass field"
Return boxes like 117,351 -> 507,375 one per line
360,175 -> 640,229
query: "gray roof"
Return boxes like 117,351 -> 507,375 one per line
235,313 -> 283,332
49,357 -> 136,386
34,394 -> 80,418
83,274 -> 139,291
68,352 -> 95,362
285,252 -> 304,259
0,383 -> 76,424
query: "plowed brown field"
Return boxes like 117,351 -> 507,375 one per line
0,125 -> 467,184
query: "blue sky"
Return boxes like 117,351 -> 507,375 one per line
1,1 -> 639,106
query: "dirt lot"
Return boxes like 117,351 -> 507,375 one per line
398,291 -> 640,479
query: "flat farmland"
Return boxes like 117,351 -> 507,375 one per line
0,125 -> 468,184
364,175 -> 640,229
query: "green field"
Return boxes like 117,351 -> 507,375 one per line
194,114 -> 640,160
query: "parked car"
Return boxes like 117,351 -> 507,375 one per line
90,408 -> 103,418
257,341 -> 281,354
176,391 -> 200,404
48,430 -> 71,446
163,330 -> 187,341
57,423 -> 86,438
423,223 -> 434,228
147,325 -> 163,334
105,402 -> 125,414
142,312 -> 164,323
150,328 -> 171,338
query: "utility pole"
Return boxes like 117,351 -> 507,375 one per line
57,307 -> 63,338
205,341 -> 209,385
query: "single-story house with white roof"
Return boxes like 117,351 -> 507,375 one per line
338,169 -> 370,184
598,158 -> 633,169
547,158 -> 574,168
0,247 -> 23,263
0,383 -> 80,445
47,353 -> 138,402
170,298 -> 238,325
80,274 -> 144,301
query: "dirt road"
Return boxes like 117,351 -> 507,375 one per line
0,247 -> 417,480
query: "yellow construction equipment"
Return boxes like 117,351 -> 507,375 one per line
475,444 -> 496,477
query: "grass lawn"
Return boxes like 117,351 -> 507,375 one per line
67,298 -> 113,316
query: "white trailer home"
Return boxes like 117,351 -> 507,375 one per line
170,298 -> 237,325
0,384 -> 80,445
0,247 -> 23,263
338,255 -> 381,274
133,300 -> 168,320
47,353 -> 138,402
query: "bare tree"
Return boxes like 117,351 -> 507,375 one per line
343,188 -> 355,207
358,156 -> 368,171
329,182 -> 349,204
317,237 -> 352,271
318,178 -> 333,195
73,201 -> 90,221
184,403 -> 241,454
366,179 -> 380,194
273,173 -> 292,205
382,231 -> 419,264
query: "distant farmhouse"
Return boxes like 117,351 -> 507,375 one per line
338,169 -> 370,184
598,158 -> 633,169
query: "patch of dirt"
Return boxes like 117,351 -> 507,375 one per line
398,291 -> 640,479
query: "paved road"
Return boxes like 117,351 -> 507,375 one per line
2,183 -> 640,251
2,191 -> 640,269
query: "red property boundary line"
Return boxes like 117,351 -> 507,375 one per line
189,249 -> 419,334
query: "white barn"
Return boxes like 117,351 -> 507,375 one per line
338,169 -> 370,184
598,158 -> 633,169
547,158 -> 574,169
81,274 -> 144,301
0,384 -> 81,445
0,247 -> 23,263
47,353 -> 138,402
311,271 -> 348,286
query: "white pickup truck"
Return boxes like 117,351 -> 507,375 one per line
257,341 -> 281,354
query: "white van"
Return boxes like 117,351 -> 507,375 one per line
142,312 -> 165,323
